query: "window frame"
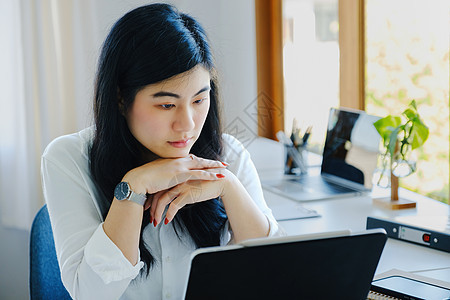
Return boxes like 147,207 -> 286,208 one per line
255,0 -> 365,139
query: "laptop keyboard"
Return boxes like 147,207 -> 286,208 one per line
288,176 -> 357,194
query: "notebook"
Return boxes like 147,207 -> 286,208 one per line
263,107 -> 381,202
183,228 -> 387,300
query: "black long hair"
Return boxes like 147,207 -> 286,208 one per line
89,3 -> 227,276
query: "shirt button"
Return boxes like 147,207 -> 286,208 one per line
165,292 -> 172,299
165,256 -> 171,263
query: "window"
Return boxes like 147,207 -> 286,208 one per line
365,0 -> 449,203
282,0 -> 339,153
256,0 -> 449,204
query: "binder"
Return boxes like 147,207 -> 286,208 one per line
366,215 -> 450,252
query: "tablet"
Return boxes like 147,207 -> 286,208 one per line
371,275 -> 450,300
183,229 -> 387,300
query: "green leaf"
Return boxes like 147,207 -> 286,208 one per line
373,99 -> 428,182
402,100 -> 418,120
409,119 -> 429,149
403,108 -> 417,120
373,116 -> 402,144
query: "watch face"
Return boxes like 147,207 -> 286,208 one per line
114,182 -> 130,201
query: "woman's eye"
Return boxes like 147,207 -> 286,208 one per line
160,104 -> 175,109
194,98 -> 207,104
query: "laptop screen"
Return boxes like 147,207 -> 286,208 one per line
321,108 -> 381,189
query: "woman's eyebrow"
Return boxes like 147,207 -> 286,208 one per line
152,86 -> 210,98
194,86 -> 211,96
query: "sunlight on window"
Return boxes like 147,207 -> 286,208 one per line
282,0 -> 339,153
365,0 -> 449,203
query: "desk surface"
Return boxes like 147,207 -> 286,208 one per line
247,137 -> 450,283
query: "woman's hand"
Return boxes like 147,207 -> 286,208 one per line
149,169 -> 232,226
146,162 -> 270,243
122,154 -> 227,196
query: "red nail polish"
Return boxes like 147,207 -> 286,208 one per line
216,173 -> 225,178
164,218 -> 169,225
149,216 -> 153,223
221,162 -> 228,166
153,219 -> 157,227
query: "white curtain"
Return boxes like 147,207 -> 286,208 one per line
0,0 -> 99,230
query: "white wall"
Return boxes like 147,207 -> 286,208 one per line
0,1 -> 258,299
90,0 -> 260,133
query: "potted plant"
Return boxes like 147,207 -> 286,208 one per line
373,100 -> 429,209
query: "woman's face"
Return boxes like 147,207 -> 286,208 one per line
126,65 -> 211,158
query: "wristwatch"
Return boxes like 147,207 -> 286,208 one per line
114,182 -> 147,206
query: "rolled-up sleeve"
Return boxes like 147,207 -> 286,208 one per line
41,134 -> 142,300
84,224 -> 144,284
222,134 -> 285,238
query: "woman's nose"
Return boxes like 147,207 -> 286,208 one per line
173,107 -> 195,132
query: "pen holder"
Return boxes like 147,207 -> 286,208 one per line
284,145 -> 307,175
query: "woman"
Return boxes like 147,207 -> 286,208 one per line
42,3 -> 282,299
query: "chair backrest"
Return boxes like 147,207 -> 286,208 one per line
30,204 -> 71,299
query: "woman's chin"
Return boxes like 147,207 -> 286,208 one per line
162,148 -> 192,159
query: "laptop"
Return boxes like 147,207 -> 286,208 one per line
263,107 -> 381,201
183,228 -> 387,300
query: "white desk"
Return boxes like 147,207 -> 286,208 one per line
247,137 -> 450,283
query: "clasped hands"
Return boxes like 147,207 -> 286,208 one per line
122,154 -> 231,227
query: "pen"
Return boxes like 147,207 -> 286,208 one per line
302,126 -> 312,145
276,131 -> 307,173
291,118 -> 302,147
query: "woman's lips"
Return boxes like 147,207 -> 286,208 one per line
168,138 -> 191,148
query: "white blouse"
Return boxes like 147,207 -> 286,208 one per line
42,127 -> 282,300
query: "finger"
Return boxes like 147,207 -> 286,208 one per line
153,188 -> 179,226
163,179 -> 204,225
165,169 -> 224,190
165,195 -> 187,225
150,191 -> 165,225
186,154 -> 227,169
143,194 -> 153,211
198,168 -> 227,177
149,192 -> 160,219
186,169 -> 226,181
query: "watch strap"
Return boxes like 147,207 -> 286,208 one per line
128,190 -> 147,206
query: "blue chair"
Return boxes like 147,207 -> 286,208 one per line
30,204 -> 71,299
